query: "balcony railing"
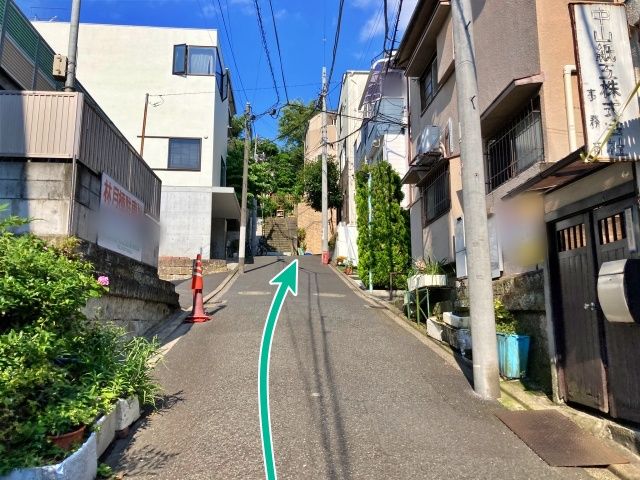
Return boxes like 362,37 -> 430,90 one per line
485,97 -> 544,192
0,91 -> 161,218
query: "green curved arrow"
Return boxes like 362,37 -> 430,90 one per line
259,260 -> 298,480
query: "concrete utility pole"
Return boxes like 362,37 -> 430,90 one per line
238,102 -> 251,273
64,0 -> 81,91
321,67 -> 329,264
451,0 -> 500,399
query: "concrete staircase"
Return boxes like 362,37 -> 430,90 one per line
263,217 -> 297,254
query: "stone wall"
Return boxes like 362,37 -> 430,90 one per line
77,241 -> 180,336
158,256 -> 228,281
456,270 -> 552,392
296,202 -> 336,254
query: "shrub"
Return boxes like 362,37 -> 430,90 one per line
0,215 -> 102,331
0,209 -> 161,474
494,299 -> 518,334
355,163 -> 410,289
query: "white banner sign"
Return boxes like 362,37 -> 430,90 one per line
572,3 -> 640,161
98,173 -> 144,261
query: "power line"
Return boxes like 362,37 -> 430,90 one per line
326,0 -> 345,88
267,0 -> 290,104
253,0 -> 281,108
212,0 -> 249,105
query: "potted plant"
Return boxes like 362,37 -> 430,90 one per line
344,259 -> 354,275
44,397 -> 98,451
494,299 -> 530,379
409,257 -> 448,289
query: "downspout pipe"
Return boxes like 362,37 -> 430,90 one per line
563,65 -> 578,152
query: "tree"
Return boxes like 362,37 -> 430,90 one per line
301,157 -> 342,212
355,162 -> 410,289
277,100 -> 317,150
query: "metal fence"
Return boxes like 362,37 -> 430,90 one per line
486,97 -> 544,192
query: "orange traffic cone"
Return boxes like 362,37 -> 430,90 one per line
186,253 -> 211,323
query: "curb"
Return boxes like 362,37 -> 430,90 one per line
149,267 -> 239,348
329,264 -> 640,480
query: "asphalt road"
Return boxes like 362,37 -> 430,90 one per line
106,256 -> 591,479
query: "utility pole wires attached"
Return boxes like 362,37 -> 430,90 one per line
450,0 -> 500,400
321,67 -> 329,265
239,102 -> 252,273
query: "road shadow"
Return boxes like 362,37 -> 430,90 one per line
103,391 -> 186,476
244,258 -> 285,273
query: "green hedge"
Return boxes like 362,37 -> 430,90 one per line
355,162 -> 410,289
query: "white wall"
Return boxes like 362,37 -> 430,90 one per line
337,71 -> 368,225
384,133 -> 410,208
160,187 -> 213,258
34,22 -> 229,189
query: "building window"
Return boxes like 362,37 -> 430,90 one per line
486,96 -> 544,192
220,156 -> 227,186
75,164 -> 101,210
173,45 -> 216,76
168,138 -> 201,170
421,161 -> 450,225
420,56 -> 438,111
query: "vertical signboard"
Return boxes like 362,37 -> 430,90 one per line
98,173 -> 144,261
571,3 -> 640,161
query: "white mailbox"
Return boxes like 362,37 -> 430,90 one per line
597,259 -> 640,324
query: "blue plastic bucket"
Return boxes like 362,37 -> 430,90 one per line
497,333 -> 530,379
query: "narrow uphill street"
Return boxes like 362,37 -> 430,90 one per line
106,256 -> 590,480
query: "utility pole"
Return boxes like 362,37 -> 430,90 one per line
451,0 -> 500,399
64,0 -> 81,92
239,102 -> 251,273
140,93 -> 149,156
321,67 -> 329,264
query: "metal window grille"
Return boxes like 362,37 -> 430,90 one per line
486,96 -> 544,192
421,161 -> 450,225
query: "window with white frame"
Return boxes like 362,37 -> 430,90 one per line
168,138 -> 201,170
420,56 -> 438,110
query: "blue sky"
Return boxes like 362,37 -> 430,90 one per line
18,0 -> 417,140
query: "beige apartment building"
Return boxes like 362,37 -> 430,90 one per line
397,0 -> 640,424
299,112 -> 337,254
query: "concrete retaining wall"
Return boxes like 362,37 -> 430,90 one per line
456,270 -> 552,392
77,241 -> 179,336
158,256 -> 228,281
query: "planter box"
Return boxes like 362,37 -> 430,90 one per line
426,317 -> 445,342
407,274 -> 448,290
497,333 -> 530,379
417,274 -> 448,288
116,396 -> 140,431
443,324 -> 472,353
2,434 -> 97,480
442,312 -> 470,329
95,407 -> 117,458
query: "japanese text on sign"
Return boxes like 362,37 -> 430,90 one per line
572,4 -> 640,161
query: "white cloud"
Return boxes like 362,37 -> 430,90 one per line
229,0 -> 254,15
274,8 -> 287,20
352,0 -> 377,8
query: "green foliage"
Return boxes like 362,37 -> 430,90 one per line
494,299 -> 518,334
97,463 -> 114,479
355,163 -> 410,289
0,220 -> 103,331
301,158 -> 342,212
277,100 -> 316,150
412,256 -> 449,276
0,211 -> 160,474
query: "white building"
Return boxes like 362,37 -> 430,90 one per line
336,70 -> 368,225
355,58 -> 410,208
34,22 -> 239,264
334,70 -> 368,264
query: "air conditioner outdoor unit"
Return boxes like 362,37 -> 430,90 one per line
417,125 -> 441,155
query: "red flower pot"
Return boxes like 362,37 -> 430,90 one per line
48,425 -> 86,451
